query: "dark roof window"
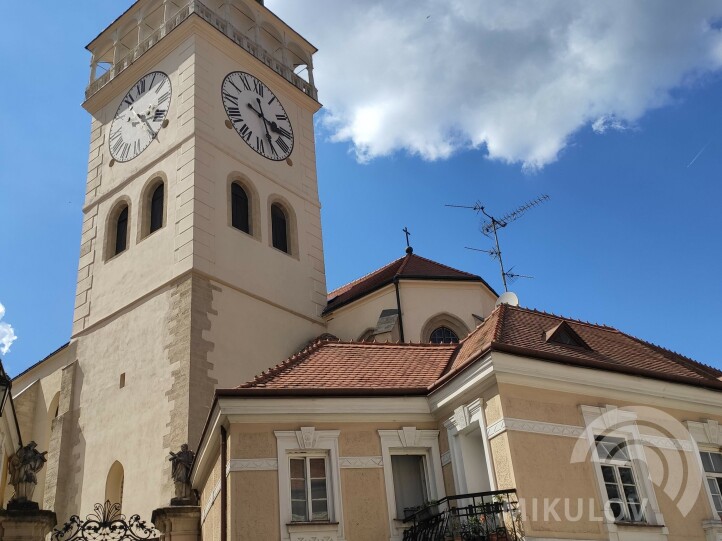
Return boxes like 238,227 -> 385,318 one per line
544,321 -> 591,350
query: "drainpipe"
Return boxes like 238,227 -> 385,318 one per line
394,278 -> 405,343
220,425 -> 228,541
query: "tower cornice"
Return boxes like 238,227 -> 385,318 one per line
85,0 -> 317,103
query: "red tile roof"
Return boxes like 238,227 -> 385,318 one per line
324,251 -> 496,313
442,304 -> 722,389
233,305 -> 722,396
239,340 -> 456,392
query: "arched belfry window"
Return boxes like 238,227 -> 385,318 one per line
430,326 -> 459,344
105,461 -> 125,509
271,203 -> 289,253
231,182 -> 250,234
115,205 -> 129,256
149,183 -> 164,234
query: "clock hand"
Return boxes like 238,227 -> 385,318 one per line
131,107 -> 156,138
247,102 -> 263,118
255,99 -> 278,155
247,103 -> 289,139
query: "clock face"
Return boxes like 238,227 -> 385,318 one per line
109,71 -> 172,163
221,71 -> 294,161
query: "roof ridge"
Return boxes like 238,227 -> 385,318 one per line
493,303 -> 506,342
621,331 -> 722,380
508,305 -> 616,330
395,252 -> 413,276
327,256 -> 404,299
331,341 -> 457,349
408,253 -> 480,279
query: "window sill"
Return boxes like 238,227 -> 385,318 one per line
612,521 -> 665,529
229,224 -> 261,243
270,245 -> 299,261
104,250 -> 127,264
287,522 -> 339,526
138,226 -> 165,244
286,522 -> 339,541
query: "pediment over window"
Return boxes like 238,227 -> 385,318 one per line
544,321 -> 591,350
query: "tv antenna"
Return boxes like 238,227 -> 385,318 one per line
447,194 -> 549,292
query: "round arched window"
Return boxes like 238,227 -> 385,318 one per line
430,326 -> 459,344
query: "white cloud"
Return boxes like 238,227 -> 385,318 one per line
266,0 -> 722,169
0,303 -> 18,355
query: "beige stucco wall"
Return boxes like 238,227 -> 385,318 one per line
326,280 -> 496,344
200,453 -> 222,541
70,289 -> 176,521
398,281 -> 496,342
325,286 -> 398,342
496,381 -> 722,541
197,420 -> 439,540
204,283 -> 326,402
230,470 -> 280,541
341,468 -> 389,540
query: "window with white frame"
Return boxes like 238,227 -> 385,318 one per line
274,428 -> 343,541
596,435 -> 646,523
391,454 -> 429,519
290,454 -> 330,522
378,427 -> 444,540
700,451 -> 722,516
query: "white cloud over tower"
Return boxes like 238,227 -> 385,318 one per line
267,0 -> 722,169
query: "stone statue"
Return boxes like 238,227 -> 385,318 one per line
168,443 -> 196,505
8,441 -> 47,509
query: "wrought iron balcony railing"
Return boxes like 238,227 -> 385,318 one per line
86,0 -> 317,101
402,489 -> 523,541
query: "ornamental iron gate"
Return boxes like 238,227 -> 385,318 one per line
52,501 -> 160,541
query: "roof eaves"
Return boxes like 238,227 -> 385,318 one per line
323,280 -> 397,315
11,342 -> 71,380
432,341 -> 494,391
490,341 -> 722,392
219,387 -> 430,397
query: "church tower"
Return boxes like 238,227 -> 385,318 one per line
47,0 -> 326,519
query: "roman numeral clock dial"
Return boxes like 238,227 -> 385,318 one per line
222,71 -> 294,161
108,71 -> 172,163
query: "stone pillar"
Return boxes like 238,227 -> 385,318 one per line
152,507 -> 201,541
0,509 -> 56,541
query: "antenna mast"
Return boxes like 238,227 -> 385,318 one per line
447,194 -> 549,292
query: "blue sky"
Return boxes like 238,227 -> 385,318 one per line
1,1 -> 721,376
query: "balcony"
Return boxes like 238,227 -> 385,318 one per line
86,0 -> 317,101
402,489 -> 523,541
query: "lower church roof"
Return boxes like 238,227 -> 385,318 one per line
230,304 -> 722,397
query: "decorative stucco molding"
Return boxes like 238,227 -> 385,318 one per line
441,450 -> 451,466
446,399 -> 483,433
201,479 -> 221,524
338,456 -> 383,469
639,434 -> 695,452
226,458 -> 279,473
580,404 -> 637,431
486,417 -> 585,440
686,419 -> 722,447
